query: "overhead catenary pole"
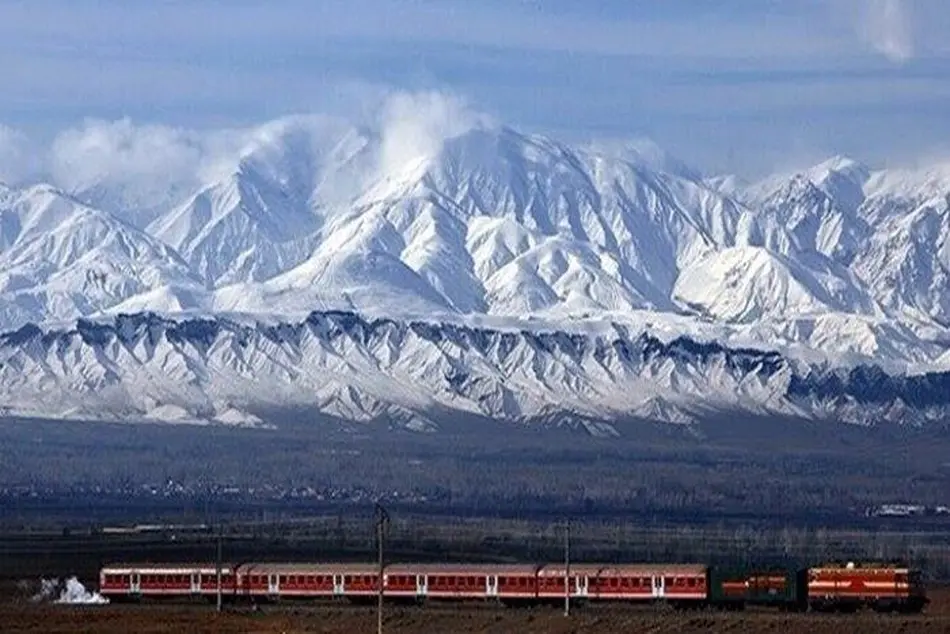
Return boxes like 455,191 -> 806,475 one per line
216,523 -> 223,613
375,504 -> 390,634
564,519 -> 571,617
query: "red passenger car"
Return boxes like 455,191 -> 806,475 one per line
99,563 -> 235,600
236,563 -> 379,600
592,564 -> 707,604
384,564 -> 539,602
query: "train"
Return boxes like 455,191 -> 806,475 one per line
99,560 -> 929,613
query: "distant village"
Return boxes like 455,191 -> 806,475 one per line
866,504 -> 950,518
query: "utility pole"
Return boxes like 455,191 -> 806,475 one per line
215,523 -> 223,613
564,519 -> 571,617
375,504 -> 390,634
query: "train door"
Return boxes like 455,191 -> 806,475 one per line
268,574 -> 279,595
417,574 -> 428,597
486,575 -> 498,598
190,572 -> 200,594
575,575 -> 589,598
333,574 -> 344,596
130,573 -> 140,595
652,575 -> 665,599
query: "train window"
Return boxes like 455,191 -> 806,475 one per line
687,578 -> 696,587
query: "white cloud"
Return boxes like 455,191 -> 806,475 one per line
45,119 -> 252,222
0,90 -> 493,217
376,91 -> 493,176
50,119 -> 226,194
860,0 -> 914,62
0,125 -> 41,185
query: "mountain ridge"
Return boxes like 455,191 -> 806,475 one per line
0,310 -> 947,431
2,116 -> 950,428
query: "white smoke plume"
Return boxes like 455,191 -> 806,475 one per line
861,0 -> 914,63
33,577 -> 109,605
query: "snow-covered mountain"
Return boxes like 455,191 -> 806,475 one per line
2,115 -> 950,430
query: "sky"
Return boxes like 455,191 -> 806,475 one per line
2,0 -> 950,178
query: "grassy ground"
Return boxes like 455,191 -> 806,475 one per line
4,589 -> 950,634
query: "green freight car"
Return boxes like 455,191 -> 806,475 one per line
708,567 -> 808,611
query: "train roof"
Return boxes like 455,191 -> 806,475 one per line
536,564 -> 606,577
237,563 -> 379,574
385,563 -> 540,575
101,563 -> 233,574
538,563 -> 707,577
810,566 -> 911,574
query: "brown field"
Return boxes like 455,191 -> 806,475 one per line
5,588 -> 950,634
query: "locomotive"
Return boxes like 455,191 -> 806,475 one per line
99,560 -> 928,613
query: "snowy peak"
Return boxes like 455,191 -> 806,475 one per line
223,125 -> 744,321
0,184 -> 200,327
1,115 -> 950,428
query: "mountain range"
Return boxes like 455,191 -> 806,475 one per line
1,115 -> 950,430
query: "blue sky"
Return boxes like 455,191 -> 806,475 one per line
2,0 -> 950,176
